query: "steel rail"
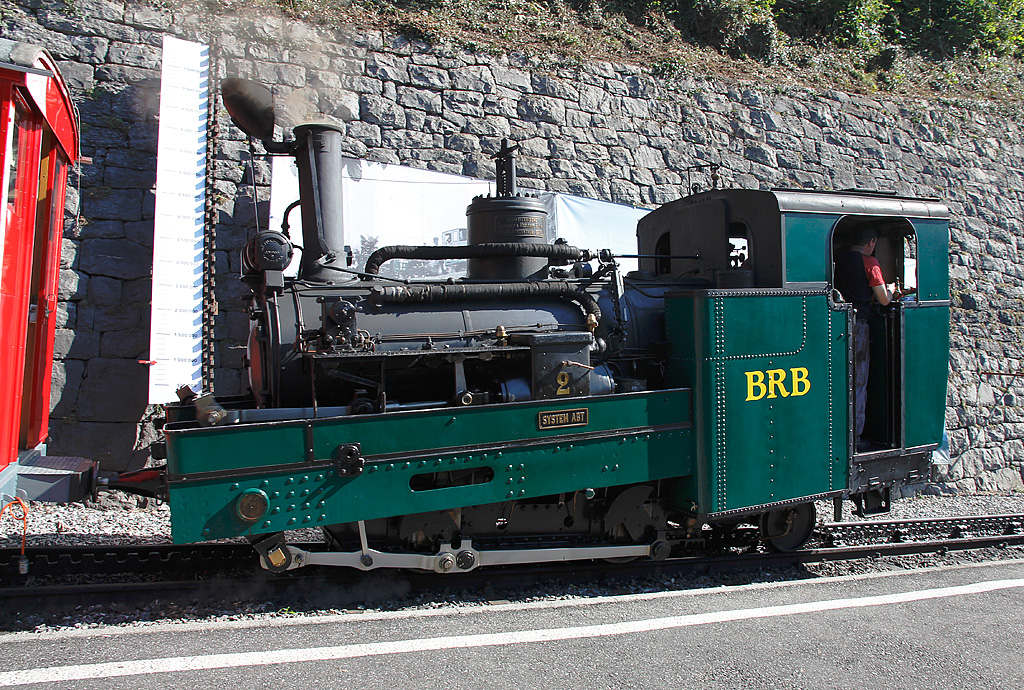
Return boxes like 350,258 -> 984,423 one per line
0,543 -> 258,579
3,532 -> 1023,627
2,513 -> 1023,580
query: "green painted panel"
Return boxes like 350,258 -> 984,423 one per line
167,390 -> 694,543
911,218 -> 950,301
667,292 -> 848,514
904,305 -> 949,448
783,213 -> 839,284
168,390 -> 686,476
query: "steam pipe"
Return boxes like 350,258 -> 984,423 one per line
372,281 -> 604,351
363,243 -> 595,276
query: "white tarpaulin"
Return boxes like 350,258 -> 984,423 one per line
270,157 -> 492,278
541,193 -> 648,274
148,36 -> 208,403
269,160 -> 650,277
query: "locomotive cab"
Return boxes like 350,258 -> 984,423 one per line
657,189 -> 948,520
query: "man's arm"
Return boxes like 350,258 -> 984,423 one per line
872,283 -> 892,306
864,256 -> 896,306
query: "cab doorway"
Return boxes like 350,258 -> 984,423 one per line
830,216 -> 917,456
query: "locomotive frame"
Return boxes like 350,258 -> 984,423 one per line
146,78 -> 949,573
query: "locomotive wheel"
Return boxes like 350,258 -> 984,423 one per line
758,503 -> 816,552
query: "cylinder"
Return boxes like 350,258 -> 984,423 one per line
466,195 -> 549,280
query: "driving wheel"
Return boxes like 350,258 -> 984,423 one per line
759,502 -> 816,552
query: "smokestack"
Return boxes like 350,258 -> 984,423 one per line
293,124 -> 348,282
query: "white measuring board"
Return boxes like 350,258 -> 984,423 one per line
148,36 -> 208,403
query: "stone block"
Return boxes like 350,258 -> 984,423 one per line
224,311 -> 251,343
57,269 -> 88,301
463,116 -> 511,138
348,121 -> 382,147
103,166 -> 155,189
79,239 -> 151,279
99,328 -> 150,358
78,303 -> 145,332
124,221 -> 154,249
95,64 -> 160,84
975,467 -> 1024,493
532,75 -> 578,101
55,301 -> 76,329
83,188 -> 144,222
513,94 -> 566,126
57,61 -> 95,90
52,328 -> 100,360
47,420 -> 138,472
106,41 -> 160,69
633,145 -> 665,169
452,66 -> 494,93
360,94 -> 404,127
64,185 -> 81,217
49,358 -> 85,417
331,91 -> 360,121
129,6 -> 172,30
87,276 -> 123,305
491,66 -> 531,92
444,90 -> 485,117
79,0 -> 126,23
609,179 -> 642,205
76,358 -> 149,423
445,133 -> 481,153
409,64 -> 450,90
213,367 -> 244,397
79,219 -> 126,239
397,86 -> 442,114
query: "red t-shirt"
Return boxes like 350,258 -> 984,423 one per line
861,255 -> 884,287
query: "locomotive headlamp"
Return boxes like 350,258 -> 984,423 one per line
235,489 -> 270,523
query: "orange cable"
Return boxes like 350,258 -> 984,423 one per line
0,497 -> 29,554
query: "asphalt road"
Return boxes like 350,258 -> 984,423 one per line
1,560 -> 1023,689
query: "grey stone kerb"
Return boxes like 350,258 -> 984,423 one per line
5,0 -> 1023,494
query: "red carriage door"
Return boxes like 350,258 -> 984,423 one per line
0,89 -> 42,470
20,129 -> 66,449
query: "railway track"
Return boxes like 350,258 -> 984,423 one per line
2,513 -> 1023,625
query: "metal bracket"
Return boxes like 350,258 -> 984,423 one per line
334,443 -> 365,476
249,532 -> 292,573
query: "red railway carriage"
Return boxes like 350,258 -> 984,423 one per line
0,39 -> 92,503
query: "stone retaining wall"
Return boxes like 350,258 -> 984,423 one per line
5,0 -> 1023,492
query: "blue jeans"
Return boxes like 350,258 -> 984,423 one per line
853,319 -> 870,440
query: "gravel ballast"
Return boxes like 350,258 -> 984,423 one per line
4,489 -> 1024,549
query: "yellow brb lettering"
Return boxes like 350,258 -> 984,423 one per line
790,367 -> 811,396
745,371 -> 766,401
744,367 -> 811,401
766,369 -> 789,398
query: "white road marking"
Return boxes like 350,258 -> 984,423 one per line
2,577 -> 1023,686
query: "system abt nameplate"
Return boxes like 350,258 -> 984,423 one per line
538,408 -> 589,430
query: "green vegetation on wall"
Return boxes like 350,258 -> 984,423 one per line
776,0 -> 1024,57
616,0 -> 1024,58
196,0 -> 1024,100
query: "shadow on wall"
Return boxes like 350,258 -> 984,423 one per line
48,78 -> 161,472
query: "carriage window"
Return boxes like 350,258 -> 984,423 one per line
655,231 -> 671,274
729,221 -> 750,269
902,233 -> 917,294
5,100 -> 27,213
